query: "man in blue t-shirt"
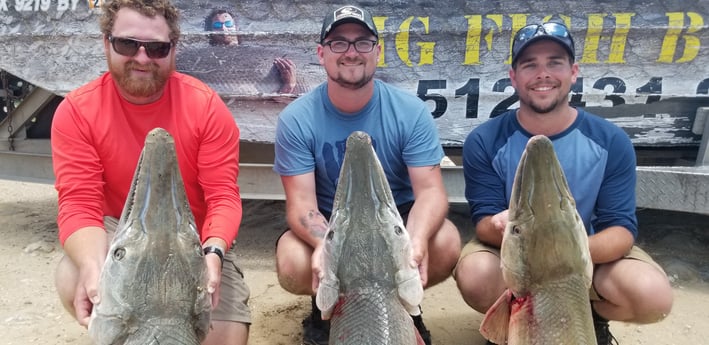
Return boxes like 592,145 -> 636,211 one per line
272,5 -> 461,345
453,22 -> 673,345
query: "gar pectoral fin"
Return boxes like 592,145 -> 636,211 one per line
317,226 -> 343,320
395,269 -> 424,315
479,289 -> 513,344
316,280 -> 340,320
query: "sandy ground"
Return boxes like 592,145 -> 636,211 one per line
1,178 -> 708,345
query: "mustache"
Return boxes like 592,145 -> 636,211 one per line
530,81 -> 560,89
125,60 -> 160,73
337,55 -> 365,64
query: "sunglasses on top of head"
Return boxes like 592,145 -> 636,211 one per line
108,35 -> 173,59
512,22 -> 575,58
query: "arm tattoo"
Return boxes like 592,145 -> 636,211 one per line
299,209 -> 329,239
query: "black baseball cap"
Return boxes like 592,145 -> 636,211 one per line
320,5 -> 378,43
511,22 -> 575,66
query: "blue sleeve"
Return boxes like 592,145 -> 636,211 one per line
592,131 -> 638,238
375,81 -> 443,168
403,106 -> 444,167
463,122 -> 508,225
273,99 -> 315,176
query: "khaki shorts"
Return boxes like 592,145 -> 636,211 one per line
105,217 -> 251,324
457,237 -> 666,301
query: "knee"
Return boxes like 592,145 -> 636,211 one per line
275,232 -> 313,295
598,262 -> 674,323
432,220 -> 462,265
276,256 -> 311,295
275,231 -> 302,274
631,271 -> 674,322
454,253 -> 504,313
425,220 -> 462,285
274,250 -> 297,279
454,253 -> 493,293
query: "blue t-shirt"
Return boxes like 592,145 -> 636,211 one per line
274,80 -> 444,215
463,108 -> 638,238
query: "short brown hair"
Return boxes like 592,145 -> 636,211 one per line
99,0 -> 180,43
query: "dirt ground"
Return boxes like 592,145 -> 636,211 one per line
1,179 -> 708,345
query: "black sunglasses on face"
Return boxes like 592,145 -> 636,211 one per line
512,22 -> 575,58
108,35 -> 173,59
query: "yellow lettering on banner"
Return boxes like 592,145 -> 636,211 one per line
463,15 -> 483,65
678,12 -> 703,63
395,17 -> 435,67
373,16 -> 388,67
607,13 -> 634,63
417,17 -> 435,65
394,17 -> 413,67
579,13 -> 634,64
658,12 -> 703,63
658,12 -> 685,62
463,14 -> 502,65
486,15 -> 503,54
580,14 -> 604,64
507,14 -> 530,65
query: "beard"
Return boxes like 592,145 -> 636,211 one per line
519,83 -> 567,114
330,57 -> 375,90
527,97 -> 562,114
109,59 -> 172,98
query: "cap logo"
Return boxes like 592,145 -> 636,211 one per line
334,6 -> 364,22
320,5 -> 377,42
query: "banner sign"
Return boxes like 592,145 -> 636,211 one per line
1,0 -> 708,146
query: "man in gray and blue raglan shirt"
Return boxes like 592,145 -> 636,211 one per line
453,21 -> 673,345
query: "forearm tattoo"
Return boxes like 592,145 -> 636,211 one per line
300,209 -> 329,239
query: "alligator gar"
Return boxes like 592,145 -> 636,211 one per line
316,131 -> 424,345
176,44 -> 319,96
479,135 -> 596,345
88,128 -> 211,345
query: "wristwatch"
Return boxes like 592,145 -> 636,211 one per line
203,245 -> 225,264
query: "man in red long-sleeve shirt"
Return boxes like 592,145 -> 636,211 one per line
51,1 -> 250,344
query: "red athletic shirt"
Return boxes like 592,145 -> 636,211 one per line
52,72 -> 242,249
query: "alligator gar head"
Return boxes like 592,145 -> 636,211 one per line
316,131 -> 423,344
88,128 -> 211,345
501,134 -> 592,295
481,135 -> 595,345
